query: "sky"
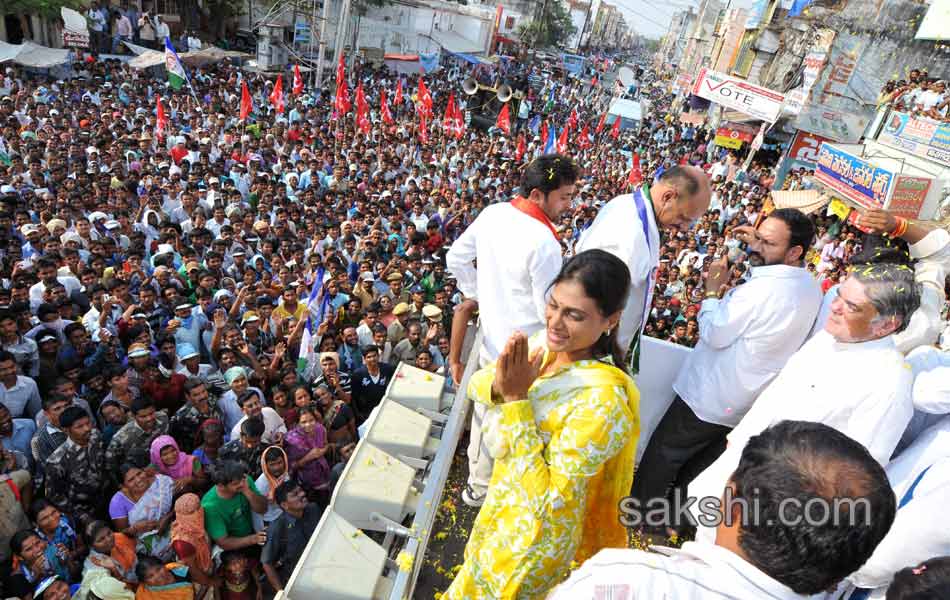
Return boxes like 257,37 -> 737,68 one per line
613,0 -> 757,40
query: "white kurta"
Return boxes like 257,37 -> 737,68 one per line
823,415 -> 950,599
689,330 -> 914,542
445,202 -> 562,361
575,191 -> 661,354
674,264 -> 823,427
550,542 -> 810,599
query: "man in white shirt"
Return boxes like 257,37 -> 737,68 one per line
574,166 -> 711,369
446,153 -> 577,507
230,390 -> 287,445
688,262 -> 919,542
552,421 -> 897,600
632,209 -> 823,532
824,415 -> 950,599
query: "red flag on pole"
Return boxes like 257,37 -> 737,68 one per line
628,153 -> 643,186
568,109 -> 578,131
269,75 -> 285,114
336,52 -> 345,88
595,113 -> 607,133
515,135 -> 526,162
240,80 -> 252,121
609,116 -> 621,139
495,103 -> 511,135
155,95 -> 167,139
335,79 -> 350,114
556,123 -> 569,153
450,101 -> 464,139
417,77 -> 432,117
419,115 -> 429,144
355,82 -> 370,134
394,79 -> 403,106
443,92 -> 458,135
576,124 -> 590,149
380,89 -> 394,125
541,121 -> 549,146
293,64 -> 304,95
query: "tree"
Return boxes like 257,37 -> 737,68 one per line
3,0 -> 85,19
517,0 -> 577,49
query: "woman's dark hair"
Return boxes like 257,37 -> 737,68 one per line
135,555 -> 166,583
28,498 -> 56,523
520,154 -> 579,198
83,520 -> 112,546
118,462 -> 141,484
887,557 -> 950,599
297,405 -> 321,423
547,249 -> 631,371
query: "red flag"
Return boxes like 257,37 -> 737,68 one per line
355,83 -> 370,134
293,64 -> 304,95
556,124 -> 569,153
595,113 -> 606,133
240,80 -> 252,121
419,115 -> 429,144
453,101 -> 466,139
335,79 -> 350,114
269,75 -> 285,114
380,89 -> 394,125
576,124 -> 590,149
568,109 -> 578,131
628,153 -> 643,186
495,103 -> 511,135
417,77 -> 432,117
591,76 -> 598,87
443,92 -> 458,135
541,121 -> 549,146
610,116 -> 621,139
515,135 -> 526,162
155,95 -> 167,139
336,52 -> 345,88
395,78 -> 403,106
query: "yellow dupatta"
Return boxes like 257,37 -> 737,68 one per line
469,340 -> 640,563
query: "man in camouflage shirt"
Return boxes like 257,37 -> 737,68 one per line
45,406 -> 109,526
219,417 -> 266,479
105,397 -> 169,474
170,378 -> 221,453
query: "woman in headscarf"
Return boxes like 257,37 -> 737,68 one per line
88,576 -> 135,600
169,494 -> 218,588
149,435 -> 208,495
192,418 -> 224,467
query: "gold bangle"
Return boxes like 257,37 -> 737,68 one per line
704,291 -> 718,299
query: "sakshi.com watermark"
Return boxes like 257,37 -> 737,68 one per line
618,488 -> 873,529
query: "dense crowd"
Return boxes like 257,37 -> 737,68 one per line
0,40 -> 948,600
877,67 -> 950,120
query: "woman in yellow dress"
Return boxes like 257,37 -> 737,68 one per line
446,249 -> 641,600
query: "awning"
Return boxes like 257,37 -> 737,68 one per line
0,42 -> 71,68
428,30 -> 483,55
128,45 -> 250,69
770,190 -> 831,215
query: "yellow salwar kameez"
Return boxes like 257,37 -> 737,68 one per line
445,343 -> 640,600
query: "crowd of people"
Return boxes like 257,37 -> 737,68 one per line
877,67 -> 950,121
0,38 -> 948,600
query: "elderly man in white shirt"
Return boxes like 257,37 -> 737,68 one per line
632,209 -> 823,532
446,153 -> 577,507
552,421 -> 897,600
811,209 -> 950,353
688,262 -> 920,543
822,415 -> 950,599
574,166 -> 711,369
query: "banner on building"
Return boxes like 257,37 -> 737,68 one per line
815,143 -> 893,209
692,67 -> 785,122
783,29 -> 835,116
714,122 -> 757,148
877,111 -> 950,168
773,130 -> 834,188
888,176 -> 932,219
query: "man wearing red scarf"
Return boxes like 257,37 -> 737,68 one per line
446,153 -> 579,507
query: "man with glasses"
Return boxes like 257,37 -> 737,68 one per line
575,166 -> 711,371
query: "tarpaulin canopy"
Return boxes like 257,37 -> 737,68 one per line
128,45 -> 250,69
0,41 -> 71,68
770,189 -> 830,215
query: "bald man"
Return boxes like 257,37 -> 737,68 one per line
576,165 -> 711,370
